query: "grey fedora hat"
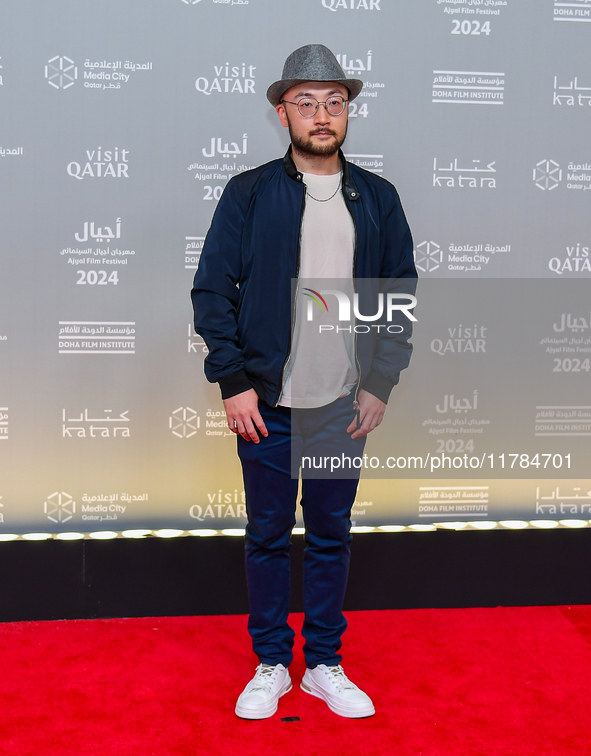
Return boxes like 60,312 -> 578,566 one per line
266,44 -> 363,107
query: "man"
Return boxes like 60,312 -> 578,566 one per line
192,44 -> 416,719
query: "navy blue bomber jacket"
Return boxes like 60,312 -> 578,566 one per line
191,147 -> 417,407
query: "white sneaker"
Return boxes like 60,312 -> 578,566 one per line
235,663 -> 292,719
301,664 -> 375,718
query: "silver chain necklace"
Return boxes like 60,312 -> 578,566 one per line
305,177 -> 342,203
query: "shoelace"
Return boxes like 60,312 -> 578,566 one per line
249,664 -> 277,692
325,665 -> 357,691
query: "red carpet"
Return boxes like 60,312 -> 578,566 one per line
1,607 -> 591,755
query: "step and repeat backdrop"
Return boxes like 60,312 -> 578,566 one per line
0,0 -> 590,533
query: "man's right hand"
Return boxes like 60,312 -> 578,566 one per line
223,388 -> 268,443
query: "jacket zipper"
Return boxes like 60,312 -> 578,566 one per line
345,196 -> 362,406
273,181 -> 306,407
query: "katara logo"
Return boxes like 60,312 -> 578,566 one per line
303,289 -> 417,322
44,491 -> 76,523
169,407 -> 200,438
533,159 -> 562,191
414,241 -> 442,273
45,55 -> 77,89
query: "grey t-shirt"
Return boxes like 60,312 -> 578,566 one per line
278,171 -> 358,408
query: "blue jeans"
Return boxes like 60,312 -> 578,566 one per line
237,396 -> 366,669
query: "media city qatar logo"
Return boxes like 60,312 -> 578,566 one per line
169,407 -> 200,438
302,288 -> 417,332
45,55 -> 77,89
533,159 -> 562,191
181,0 -> 202,3
414,241 -> 442,273
44,491 -> 76,524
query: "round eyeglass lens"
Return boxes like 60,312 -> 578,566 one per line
296,96 -> 347,117
297,99 -> 318,116
325,96 -> 346,115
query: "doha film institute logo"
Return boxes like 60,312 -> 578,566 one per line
414,241 -> 442,273
45,55 -> 78,89
44,491 -> 76,523
533,159 -> 562,191
169,407 -> 200,438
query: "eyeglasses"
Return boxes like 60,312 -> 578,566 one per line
281,95 -> 348,118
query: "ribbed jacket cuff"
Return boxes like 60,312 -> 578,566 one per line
361,370 -> 398,404
218,370 -> 253,400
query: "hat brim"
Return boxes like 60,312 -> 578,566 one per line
266,77 -> 363,107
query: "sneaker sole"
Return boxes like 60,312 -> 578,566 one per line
300,680 -> 375,719
235,681 -> 292,720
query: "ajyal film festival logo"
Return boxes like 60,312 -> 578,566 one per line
44,492 -> 76,524
45,55 -> 77,89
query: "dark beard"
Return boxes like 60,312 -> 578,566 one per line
288,120 -> 347,158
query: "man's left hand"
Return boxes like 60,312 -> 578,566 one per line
347,389 -> 386,439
